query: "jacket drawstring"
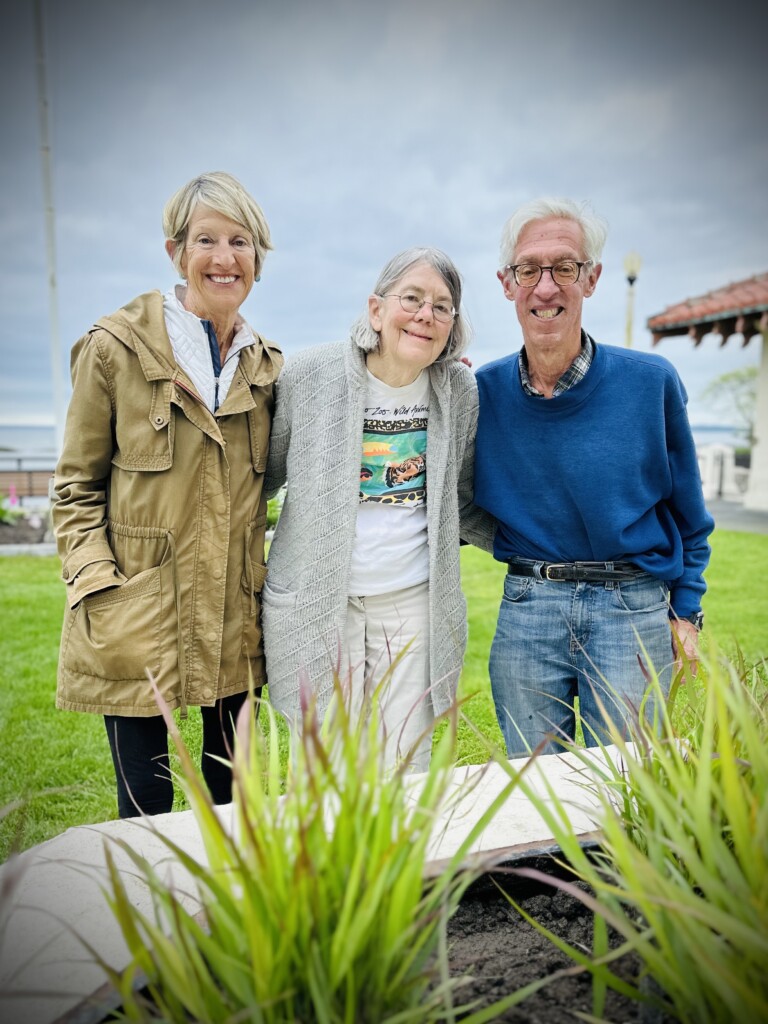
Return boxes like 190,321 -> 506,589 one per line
166,530 -> 188,719
244,526 -> 256,618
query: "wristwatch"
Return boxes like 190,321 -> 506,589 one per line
680,611 -> 704,631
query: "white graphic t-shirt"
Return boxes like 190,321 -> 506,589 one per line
348,369 -> 430,596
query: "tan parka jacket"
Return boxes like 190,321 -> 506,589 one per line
53,291 -> 283,717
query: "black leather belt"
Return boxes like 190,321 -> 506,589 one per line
506,558 -> 641,582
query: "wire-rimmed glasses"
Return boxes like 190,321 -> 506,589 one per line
381,292 -> 456,323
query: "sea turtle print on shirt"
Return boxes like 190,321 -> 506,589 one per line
359,413 -> 427,506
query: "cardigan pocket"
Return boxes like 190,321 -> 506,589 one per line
262,578 -> 299,611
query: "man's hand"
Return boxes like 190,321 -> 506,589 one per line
671,619 -> 701,675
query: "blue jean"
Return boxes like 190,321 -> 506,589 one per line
489,568 -> 673,756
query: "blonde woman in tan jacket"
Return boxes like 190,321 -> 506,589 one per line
53,172 -> 282,817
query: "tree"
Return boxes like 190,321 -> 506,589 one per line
701,366 -> 758,444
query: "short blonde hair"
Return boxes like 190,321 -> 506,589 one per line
163,171 -> 273,277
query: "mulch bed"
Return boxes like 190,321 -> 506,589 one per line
0,517 -> 50,544
447,858 -> 670,1022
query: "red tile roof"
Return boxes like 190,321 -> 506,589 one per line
647,272 -> 768,333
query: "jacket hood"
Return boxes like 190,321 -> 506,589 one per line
93,290 -> 282,387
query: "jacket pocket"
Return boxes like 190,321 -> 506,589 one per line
241,515 -> 268,657
111,381 -> 175,471
61,553 -> 176,681
247,398 -> 273,473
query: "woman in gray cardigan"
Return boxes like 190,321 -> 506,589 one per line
263,247 -> 491,770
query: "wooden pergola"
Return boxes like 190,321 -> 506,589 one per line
647,271 -> 768,511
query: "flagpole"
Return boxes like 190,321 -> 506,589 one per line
33,0 -> 65,457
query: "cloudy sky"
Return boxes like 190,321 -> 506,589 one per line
2,0 -> 766,443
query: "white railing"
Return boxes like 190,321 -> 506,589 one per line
697,444 -> 749,501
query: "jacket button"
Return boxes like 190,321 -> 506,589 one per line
63,568 -> 70,579
208,631 -> 217,642
202,687 -> 213,700
212,567 -> 223,579
154,416 -> 165,425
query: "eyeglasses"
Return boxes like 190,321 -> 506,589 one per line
381,292 -> 456,323
503,260 -> 592,288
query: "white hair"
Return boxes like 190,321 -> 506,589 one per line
349,247 -> 471,363
499,197 -> 608,268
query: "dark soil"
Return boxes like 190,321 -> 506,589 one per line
446,858 -> 668,1023
0,515 -> 49,544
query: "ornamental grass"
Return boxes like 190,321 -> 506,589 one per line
88,666 -> 536,1024
494,649 -> 768,1023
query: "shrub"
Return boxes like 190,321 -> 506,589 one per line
0,501 -> 24,525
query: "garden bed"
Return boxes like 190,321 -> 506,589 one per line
56,854 -> 662,1024
0,515 -> 49,544
447,858 -> 665,1022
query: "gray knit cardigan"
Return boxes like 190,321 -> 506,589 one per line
263,338 -> 494,723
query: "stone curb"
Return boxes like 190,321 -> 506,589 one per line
0,543 -> 57,556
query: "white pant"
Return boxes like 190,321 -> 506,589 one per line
345,581 -> 433,771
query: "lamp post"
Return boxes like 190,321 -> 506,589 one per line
623,251 -> 642,349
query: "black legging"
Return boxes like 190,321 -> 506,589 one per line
104,690 -> 252,818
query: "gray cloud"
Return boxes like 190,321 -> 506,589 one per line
1,0 -> 766,430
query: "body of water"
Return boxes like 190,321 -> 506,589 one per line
0,422 -> 751,458
0,425 -> 58,454
690,425 -> 750,449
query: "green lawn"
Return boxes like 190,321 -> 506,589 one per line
2,528 -> 766,860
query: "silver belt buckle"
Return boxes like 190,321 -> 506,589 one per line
544,563 -> 568,580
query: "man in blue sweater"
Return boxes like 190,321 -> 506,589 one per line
473,197 -> 713,756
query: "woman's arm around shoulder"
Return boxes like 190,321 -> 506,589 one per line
448,361 -> 496,553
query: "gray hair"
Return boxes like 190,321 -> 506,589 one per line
163,171 -> 273,278
350,247 -> 471,363
499,197 -> 608,268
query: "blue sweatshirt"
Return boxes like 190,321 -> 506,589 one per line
474,342 -> 714,618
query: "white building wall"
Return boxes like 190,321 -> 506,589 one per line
745,333 -> 768,512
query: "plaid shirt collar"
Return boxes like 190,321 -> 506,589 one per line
519,330 -> 595,397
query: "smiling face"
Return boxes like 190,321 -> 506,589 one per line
497,216 -> 601,362
367,263 -> 454,383
167,204 -> 257,323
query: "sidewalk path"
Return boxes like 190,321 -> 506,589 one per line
0,542 -> 56,556
707,498 -> 768,535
